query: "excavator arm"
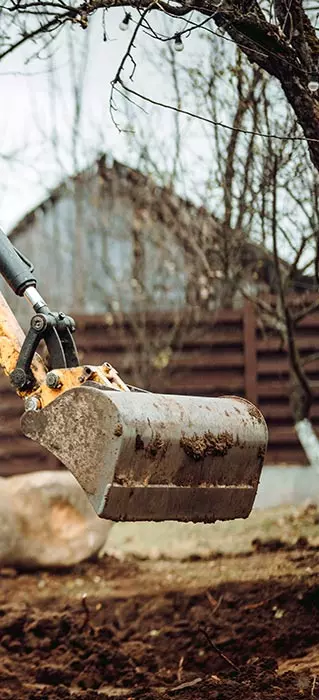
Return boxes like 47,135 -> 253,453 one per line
0,228 -> 268,523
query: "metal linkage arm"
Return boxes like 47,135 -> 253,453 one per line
0,228 -> 79,392
10,308 -> 79,392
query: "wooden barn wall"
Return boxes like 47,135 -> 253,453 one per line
0,301 -> 319,475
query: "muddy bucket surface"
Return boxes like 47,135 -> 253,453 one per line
21,387 -> 268,523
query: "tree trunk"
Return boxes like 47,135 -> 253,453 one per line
273,72 -> 319,172
290,375 -> 319,468
295,418 -> 319,468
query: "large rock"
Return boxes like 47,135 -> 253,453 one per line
0,471 -> 112,569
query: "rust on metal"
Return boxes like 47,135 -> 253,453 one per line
180,430 -> 234,461
23,361 -> 129,410
247,404 -> 264,424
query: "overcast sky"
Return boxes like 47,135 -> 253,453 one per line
0,8 -> 203,232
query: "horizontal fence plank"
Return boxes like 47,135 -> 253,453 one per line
163,374 -> 244,394
76,330 -> 244,352
0,437 -> 50,458
0,404 -> 23,418
265,447 -> 308,465
75,350 -> 245,372
258,381 -> 319,399
257,335 -> 319,351
260,403 -> 319,421
258,357 -> 319,374
0,456 -> 60,477
267,425 -> 300,443
75,308 -> 243,327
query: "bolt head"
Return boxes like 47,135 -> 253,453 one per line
10,368 -> 27,389
24,396 -> 41,412
31,314 -> 46,332
46,371 -> 61,389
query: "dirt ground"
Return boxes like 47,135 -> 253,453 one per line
2,504 -> 319,699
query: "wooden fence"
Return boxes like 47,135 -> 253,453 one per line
0,301 -> 319,475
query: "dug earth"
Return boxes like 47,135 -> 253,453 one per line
1,503 -> 319,698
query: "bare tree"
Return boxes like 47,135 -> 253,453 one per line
2,3 -> 319,173
246,150 -> 319,465
121,28 -> 319,462
125,31 -> 313,300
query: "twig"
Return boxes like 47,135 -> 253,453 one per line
206,591 -> 223,614
171,677 -> 202,693
242,592 -> 282,611
177,655 -> 184,682
114,79 -> 319,145
293,298 -> 319,323
311,674 -> 317,697
110,5 -> 154,129
198,626 -> 240,672
79,593 -> 91,632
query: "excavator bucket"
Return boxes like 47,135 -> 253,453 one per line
21,386 -> 268,523
0,228 -> 267,524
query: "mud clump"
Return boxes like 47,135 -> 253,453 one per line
180,430 -> 234,461
135,432 -> 167,458
146,432 -> 167,458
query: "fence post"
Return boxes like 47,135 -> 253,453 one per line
243,301 -> 258,405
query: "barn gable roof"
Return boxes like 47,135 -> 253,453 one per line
10,155 -> 305,296
10,157 -> 220,239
